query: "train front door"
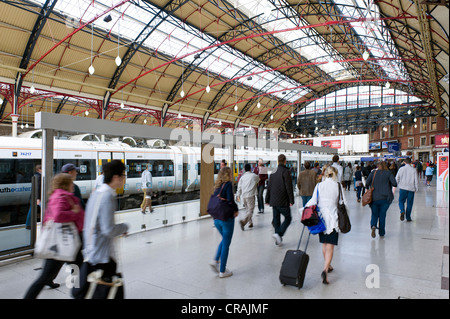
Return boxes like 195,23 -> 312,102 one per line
97,151 -> 125,195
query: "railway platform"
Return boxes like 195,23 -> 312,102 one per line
0,180 -> 448,299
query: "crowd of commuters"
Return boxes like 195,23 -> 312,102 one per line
25,152 -> 434,298
211,153 -> 433,284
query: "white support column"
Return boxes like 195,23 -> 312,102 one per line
11,114 -> 19,137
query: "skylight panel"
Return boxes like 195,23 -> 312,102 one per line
33,0 -> 310,105
230,0 -> 351,81
333,0 -> 409,81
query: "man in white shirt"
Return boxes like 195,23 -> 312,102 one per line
331,155 -> 343,183
140,163 -> 153,214
395,157 -> 419,222
236,163 -> 259,230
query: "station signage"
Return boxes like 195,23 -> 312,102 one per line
435,134 -> 449,149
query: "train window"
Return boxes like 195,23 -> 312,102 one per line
128,160 -> 174,178
0,159 -> 39,184
127,160 -> 149,179
54,159 -> 96,181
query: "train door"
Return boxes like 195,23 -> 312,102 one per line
97,151 -> 125,195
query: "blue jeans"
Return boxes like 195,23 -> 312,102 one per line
301,196 -> 312,208
272,206 -> 292,237
214,218 -> 235,273
257,185 -> 265,212
356,186 -> 363,200
370,200 -> 391,236
398,189 -> 415,221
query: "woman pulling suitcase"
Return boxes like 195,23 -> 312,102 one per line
305,166 -> 347,284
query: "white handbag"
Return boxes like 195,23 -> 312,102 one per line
34,220 -> 81,262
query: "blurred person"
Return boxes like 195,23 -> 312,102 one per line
342,163 -> 353,191
297,161 -> 317,207
395,157 -> 419,222
265,154 -> 295,247
236,163 -> 259,230
209,167 -> 238,278
331,155 -> 343,183
80,160 -> 128,283
140,163 -> 153,214
305,166 -> 347,284
25,164 -> 42,230
354,166 -> 363,203
61,163 -> 85,210
365,161 -> 397,238
24,173 -> 84,299
253,159 -> 268,214
425,163 -> 434,186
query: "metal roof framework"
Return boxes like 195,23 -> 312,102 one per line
0,0 -> 448,137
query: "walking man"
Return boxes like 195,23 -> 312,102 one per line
236,164 -> 259,230
140,163 -> 153,214
265,154 -> 295,246
253,159 -> 268,214
297,161 -> 317,207
395,157 -> 419,222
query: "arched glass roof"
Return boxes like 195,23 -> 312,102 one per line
0,0 -> 447,133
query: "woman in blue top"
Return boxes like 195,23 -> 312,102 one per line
425,163 -> 434,186
209,166 -> 238,278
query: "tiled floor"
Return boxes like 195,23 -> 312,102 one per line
0,181 -> 448,299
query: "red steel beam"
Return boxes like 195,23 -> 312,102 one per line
112,14 -> 417,97
24,0 -> 132,78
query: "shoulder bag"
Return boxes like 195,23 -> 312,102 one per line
362,170 -> 377,207
337,183 -> 351,233
207,182 -> 238,221
301,187 -> 326,234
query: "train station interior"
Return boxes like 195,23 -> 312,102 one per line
0,0 -> 448,303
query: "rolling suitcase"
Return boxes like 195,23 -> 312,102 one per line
279,225 -> 311,289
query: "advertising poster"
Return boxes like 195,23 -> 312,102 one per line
437,153 -> 449,191
321,140 -> 341,149
435,134 -> 449,149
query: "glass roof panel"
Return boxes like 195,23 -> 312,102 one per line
231,0 -> 350,80
34,0 -> 309,103
333,0 -> 410,81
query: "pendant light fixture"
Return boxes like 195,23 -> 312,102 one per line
115,12 -> 122,67
88,23 -> 95,75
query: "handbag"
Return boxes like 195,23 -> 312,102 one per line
207,182 -> 238,221
337,184 -> 351,233
301,205 -> 319,226
362,170 -> 377,207
308,216 -> 326,235
301,187 -> 324,235
34,220 -> 80,262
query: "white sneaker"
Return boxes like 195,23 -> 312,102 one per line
209,260 -> 219,273
272,233 -> 282,246
219,269 -> 233,278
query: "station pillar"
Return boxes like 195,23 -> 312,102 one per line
200,143 -> 215,216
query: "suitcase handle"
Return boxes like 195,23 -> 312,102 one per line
297,225 -> 311,252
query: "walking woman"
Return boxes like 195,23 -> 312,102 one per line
365,161 -> 397,238
305,166 -> 347,284
24,173 -> 84,299
354,165 -> 363,202
209,167 -> 238,278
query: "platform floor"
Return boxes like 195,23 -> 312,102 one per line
0,180 -> 448,299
